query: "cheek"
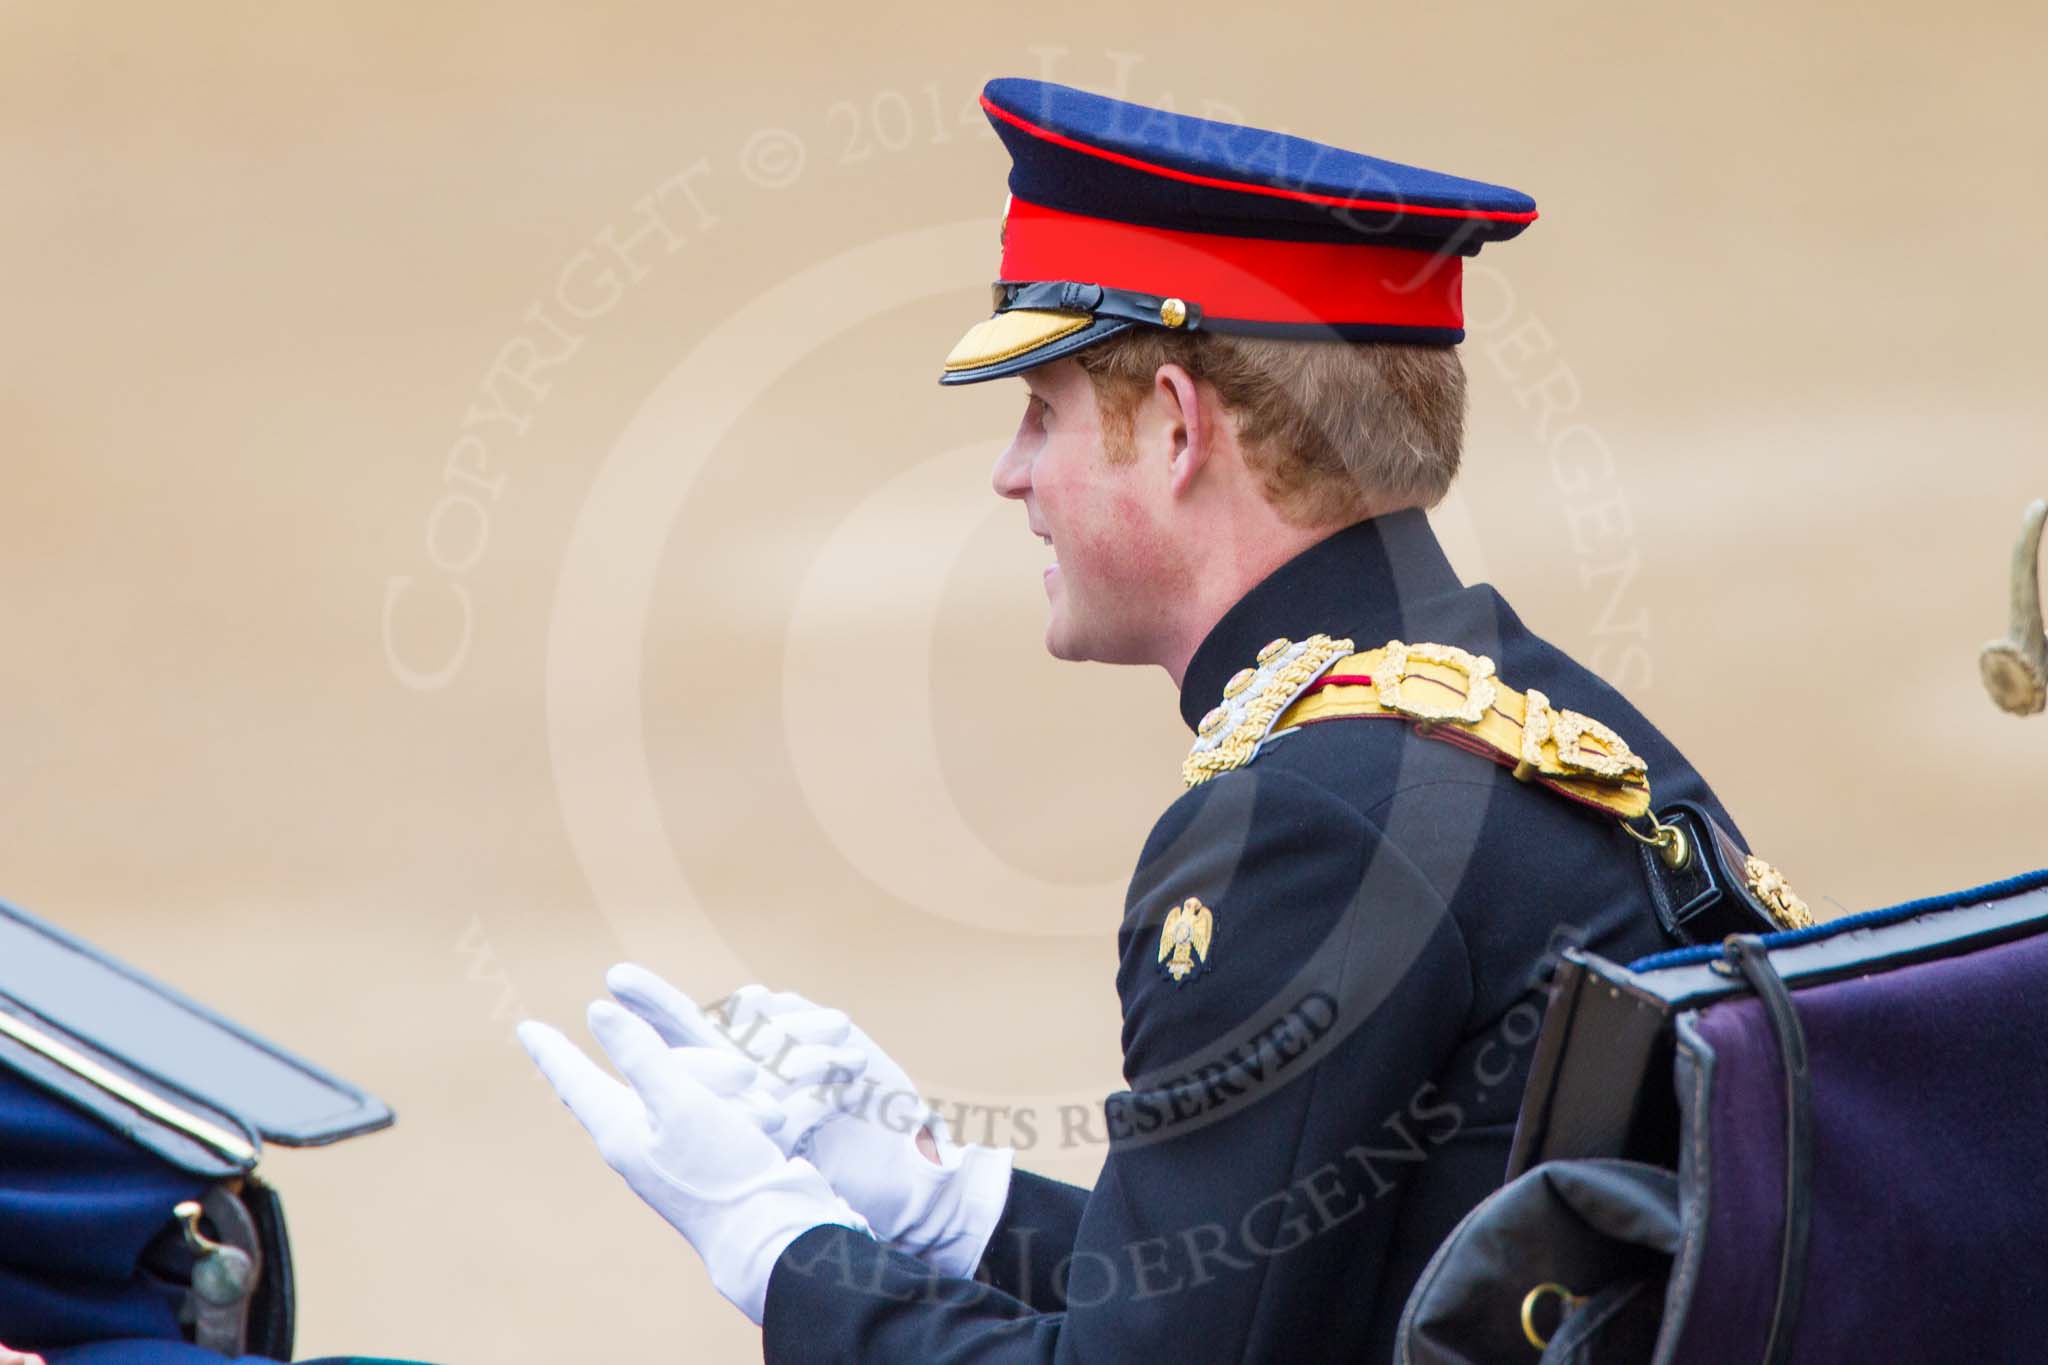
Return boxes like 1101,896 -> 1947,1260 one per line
1105,489 -> 1162,565
1036,437 -> 1177,587
1066,481 -> 1174,588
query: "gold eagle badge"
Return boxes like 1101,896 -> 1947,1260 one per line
1158,897 -> 1215,983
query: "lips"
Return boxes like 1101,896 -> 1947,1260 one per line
1029,523 -> 1058,581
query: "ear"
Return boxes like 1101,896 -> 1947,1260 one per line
1151,362 -> 1211,498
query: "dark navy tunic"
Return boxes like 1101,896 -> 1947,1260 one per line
763,510 -> 1742,1363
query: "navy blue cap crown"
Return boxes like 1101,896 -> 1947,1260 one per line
983,77 -> 1536,254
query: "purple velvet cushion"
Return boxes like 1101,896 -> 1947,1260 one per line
1665,929 -> 2048,1363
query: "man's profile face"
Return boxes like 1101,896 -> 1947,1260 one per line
990,357 -> 1176,667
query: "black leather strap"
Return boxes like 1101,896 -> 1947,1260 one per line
1722,935 -> 1812,1365
1639,801 -> 1784,946
995,279 -> 1205,331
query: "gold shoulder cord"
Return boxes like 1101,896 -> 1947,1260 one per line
1182,635 -> 1817,928
1234,639 -> 1655,819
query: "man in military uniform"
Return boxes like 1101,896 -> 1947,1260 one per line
519,77 -> 1747,1362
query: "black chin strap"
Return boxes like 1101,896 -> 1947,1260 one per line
995,279 -> 1205,331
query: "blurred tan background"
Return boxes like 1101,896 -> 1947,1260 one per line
4,3 -> 2044,1361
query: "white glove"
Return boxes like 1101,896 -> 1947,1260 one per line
518,1001 -> 870,1323
608,968 -> 877,1150
606,966 -> 1013,1279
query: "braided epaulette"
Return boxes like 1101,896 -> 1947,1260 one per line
1181,635 -> 1355,787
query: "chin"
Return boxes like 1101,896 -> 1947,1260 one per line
1043,611 -> 1145,666
1041,602 -> 1090,662
1042,618 -> 1087,662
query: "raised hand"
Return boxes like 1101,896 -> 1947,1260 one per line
606,966 -> 1013,1279
518,1001 -> 869,1323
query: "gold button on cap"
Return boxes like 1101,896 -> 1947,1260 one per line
1256,637 -> 1291,665
1223,667 -> 1256,698
1159,297 -> 1188,328
1198,706 -> 1229,736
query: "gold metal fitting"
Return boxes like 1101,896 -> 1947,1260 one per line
1621,813 -> 1693,871
1378,639 -> 1497,727
1198,706 -> 1228,737
1223,667 -> 1256,698
1744,855 -> 1815,929
1256,637 -> 1291,665
1159,297 -> 1188,328
1520,1282 -> 1585,1350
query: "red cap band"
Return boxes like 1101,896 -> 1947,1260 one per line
999,197 -> 1464,331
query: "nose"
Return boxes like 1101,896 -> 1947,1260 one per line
991,423 -> 1033,501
